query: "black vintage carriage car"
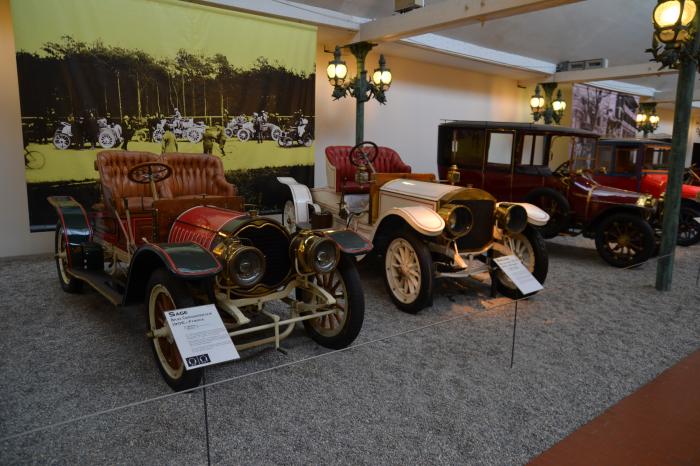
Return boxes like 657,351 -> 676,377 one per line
50,151 -> 370,391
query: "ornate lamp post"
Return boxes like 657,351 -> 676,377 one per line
648,0 -> 700,291
326,43 -> 392,144
530,83 -> 566,125
636,102 -> 661,136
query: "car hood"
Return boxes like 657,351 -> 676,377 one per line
641,172 -> 700,200
572,174 -> 643,204
380,179 -> 463,201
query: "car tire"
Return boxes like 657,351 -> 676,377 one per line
677,203 -> 700,246
237,129 -> 251,142
594,213 -> 655,267
146,268 -> 203,392
383,230 -> 433,313
54,222 -> 83,293
525,187 -> 570,239
494,225 -> 548,299
300,255 -> 364,349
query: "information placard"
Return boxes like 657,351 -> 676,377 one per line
694,217 -> 700,224
164,304 -> 239,370
493,255 -> 543,295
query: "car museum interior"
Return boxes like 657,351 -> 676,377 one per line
1,0 -> 699,464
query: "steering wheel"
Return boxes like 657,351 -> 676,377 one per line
349,141 -> 379,171
128,162 -> 172,184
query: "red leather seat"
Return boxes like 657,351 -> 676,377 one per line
325,145 -> 411,193
162,153 -> 237,198
96,151 -> 170,214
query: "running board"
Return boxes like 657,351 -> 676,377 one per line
68,269 -> 124,305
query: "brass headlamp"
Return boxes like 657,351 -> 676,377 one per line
495,204 -> 528,234
291,231 -> 339,274
438,204 -> 473,239
213,238 -> 266,288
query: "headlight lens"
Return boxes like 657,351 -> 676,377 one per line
213,240 -> 266,288
496,204 -> 528,234
294,234 -> 339,274
636,194 -> 657,209
226,246 -> 265,287
438,204 -> 472,238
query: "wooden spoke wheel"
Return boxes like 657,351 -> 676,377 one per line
54,222 -> 83,293
595,213 -> 655,267
493,226 -> 548,298
677,204 -> 700,246
146,269 -> 202,391
300,256 -> 364,349
383,231 -> 433,313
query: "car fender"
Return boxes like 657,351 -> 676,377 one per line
499,202 -> 550,227
377,206 -> 445,237
123,242 -> 222,305
47,196 -> 92,268
277,176 -> 320,225
319,229 -> 373,256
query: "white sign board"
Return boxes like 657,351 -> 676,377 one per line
164,304 -> 239,370
694,217 -> 700,224
493,255 -> 543,295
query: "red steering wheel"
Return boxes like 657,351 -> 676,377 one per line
349,141 -> 379,171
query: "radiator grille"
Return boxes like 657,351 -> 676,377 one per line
454,200 -> 495,251
234,222 -> 291,288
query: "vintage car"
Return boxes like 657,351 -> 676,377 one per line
279,141 -> 550,314
53,120 -> 123,150
593,138 -> 700,246
50,151 -> 369,391
436,121 -> 658,267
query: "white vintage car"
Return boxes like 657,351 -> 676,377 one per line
278,141 -> 551,313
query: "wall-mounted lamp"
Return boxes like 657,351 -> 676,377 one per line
530,83 -> 566,125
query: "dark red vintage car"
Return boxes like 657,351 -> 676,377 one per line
593,138 -> 700,245
50,151 -> 370,391
437,121 -> 658,267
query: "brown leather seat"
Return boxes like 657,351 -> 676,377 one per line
95,151 -> 170,214
161,153 -> 237,198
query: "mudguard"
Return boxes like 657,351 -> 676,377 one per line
321,230 -> 373,255
277,176 -> 319,225
499,202 -> 550,227
47,196 -> 92,267
123,242 -> 222,305
377,206 -> 445,236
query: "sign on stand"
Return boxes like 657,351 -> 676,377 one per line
493,255 -> 543,295
694,217 -> 700,224
164,304 -> 239,370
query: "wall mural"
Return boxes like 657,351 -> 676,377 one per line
571,83 -> 639,138
11,0 -> 316,231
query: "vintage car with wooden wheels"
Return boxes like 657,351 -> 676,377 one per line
592,138 -> 700,246
50,151 -> 369,391
437,121 -> 659,268
278,141 -> 550,314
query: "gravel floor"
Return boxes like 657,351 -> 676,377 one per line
0,236 -> 698,465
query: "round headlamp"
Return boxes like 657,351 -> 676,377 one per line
496,204 -> 528,234
438,204 -> 473,238
216,242 -> 265,288
294,234 -> 339,274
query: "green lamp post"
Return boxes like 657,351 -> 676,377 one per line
326,43 -> 393,144
647,0 -> 700,291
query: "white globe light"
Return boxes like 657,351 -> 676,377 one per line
372,70 -> 382,85
335,63 -> 348,79
326,64 -> 336,79
381,70 -> 392,84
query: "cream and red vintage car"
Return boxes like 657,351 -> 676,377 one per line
50,151 -> 370,391
279,142 -> 550,313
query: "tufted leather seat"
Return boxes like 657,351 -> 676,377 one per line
96,151 -> 170,214
161,153 -> 236,198
325,145 -> 411,193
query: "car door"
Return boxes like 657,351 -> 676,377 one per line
609,146 -> 640,191
512,132 -> 547,201
482,130 -> 515,200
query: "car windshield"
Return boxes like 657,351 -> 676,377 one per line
550,135 -> 598,171
643,146 -> 671,170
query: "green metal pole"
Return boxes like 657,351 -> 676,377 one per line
655,18 -> 700,291
349,42 -> 374,145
